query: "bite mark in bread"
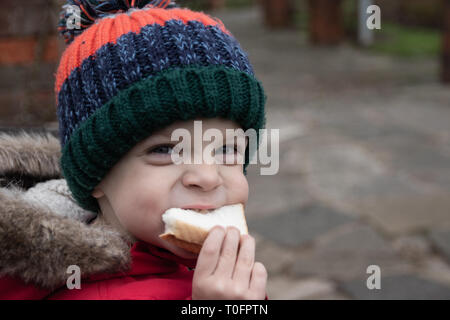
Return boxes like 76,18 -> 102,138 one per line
159,203 -> 247,254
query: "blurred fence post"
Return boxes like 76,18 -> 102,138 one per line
206,0 -> 225,10
358,0 -> 374,46
443,0 -> 450,83
308,0 -> 344,45
259,0 -> 295,28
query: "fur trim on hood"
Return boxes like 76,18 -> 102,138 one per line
0,130 -> 132,290
0,130 -> 61,189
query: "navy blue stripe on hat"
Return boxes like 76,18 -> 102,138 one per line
57,19 -> 254,148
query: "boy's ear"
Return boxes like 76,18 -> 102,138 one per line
91,187 -> 105,198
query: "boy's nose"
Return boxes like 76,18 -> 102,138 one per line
182,163 -> 223,192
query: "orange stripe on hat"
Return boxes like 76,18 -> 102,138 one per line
55,8 -> 231,96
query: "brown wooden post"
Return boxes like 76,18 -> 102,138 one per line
260,0 -> 295,28
207,0 -> 225,11
443,0 -> 450,83
308,0 -> 344,45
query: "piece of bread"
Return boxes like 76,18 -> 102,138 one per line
159,203 -> 248,254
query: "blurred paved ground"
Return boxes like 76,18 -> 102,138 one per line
213,6 -> 450,299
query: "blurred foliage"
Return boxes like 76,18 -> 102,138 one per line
342,0 -> 357,39
293,0 -> 441,58
370,23 -> 440,58
292,0 -> 308,31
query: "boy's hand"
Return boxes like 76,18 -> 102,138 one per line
192,226 -> 267,300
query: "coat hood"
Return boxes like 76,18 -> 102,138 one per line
0,130 -> 132,290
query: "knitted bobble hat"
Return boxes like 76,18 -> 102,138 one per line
55,0 -> 267,213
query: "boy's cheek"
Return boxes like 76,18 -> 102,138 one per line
121,207 -> 166,242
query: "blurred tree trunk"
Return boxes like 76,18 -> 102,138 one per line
308,0 -> 344,45
260,0 -> 295,28
443,0 -> 450,83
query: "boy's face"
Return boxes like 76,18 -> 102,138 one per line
92,118 -> 249,259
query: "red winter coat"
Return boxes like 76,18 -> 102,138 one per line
0,242 -> 196,300
0,131 -> 196,300
0,131 -> 268,301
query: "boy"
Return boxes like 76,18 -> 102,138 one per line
0,0 -> 267,299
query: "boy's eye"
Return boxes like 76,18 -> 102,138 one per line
148,144 -> 174,155
216,145 -> 238,155
216,145 -> 245,165
149,145 -> 238,155
145,144 -> 242,164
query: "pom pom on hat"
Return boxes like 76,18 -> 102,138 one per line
58,0 -> 179,44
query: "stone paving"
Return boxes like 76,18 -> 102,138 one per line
212,6 -> 450,299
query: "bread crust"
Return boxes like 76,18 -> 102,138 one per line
159,219 -> 210,254
159,203 -> 247,254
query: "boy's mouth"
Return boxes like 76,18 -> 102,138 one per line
186,208 -> 215,214
181,205 -> 219,214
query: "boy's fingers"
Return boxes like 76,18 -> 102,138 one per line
212,227 -> 240,278
194,226 -> 226,277
232,234 -> 255,285
249,262 -> 268,299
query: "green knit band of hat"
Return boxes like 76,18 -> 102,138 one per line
60,64 -> 267,212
